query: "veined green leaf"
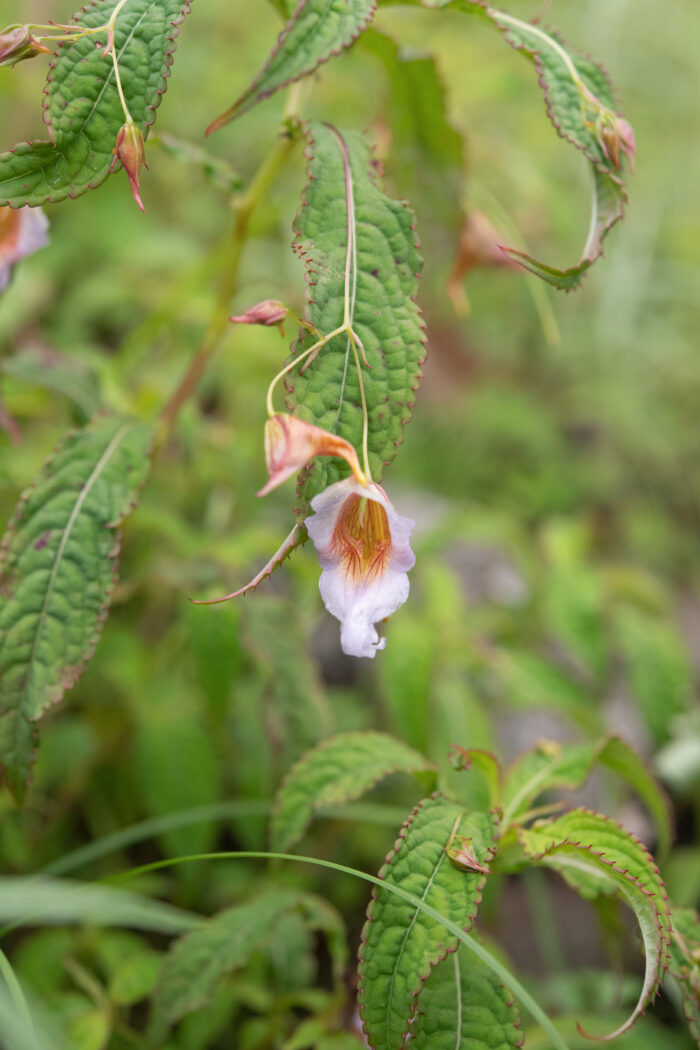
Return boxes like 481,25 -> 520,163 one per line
668,905 -> 700,1044
208,0 -> 377,131
0,415 -> 153,798
501,736 -> 671,860
271,731 -> 434,852
519,808 -> 672,1040
149,888 -> 344,1038
285,122 -> 425,511
358,797 -> 498,1050
421,0 -> 631,289
412,945 -> 522,1050
0,0 -> 191,206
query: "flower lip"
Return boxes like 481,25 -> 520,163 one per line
306,477 -> 415,659
257,413 -> 366,497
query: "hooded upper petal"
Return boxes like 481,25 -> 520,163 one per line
257,414 -> 366,497
0,205 -> 49,291
306,477 -> 415,658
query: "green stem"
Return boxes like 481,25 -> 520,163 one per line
158,124 -> 300,439
105,850 -> 569,1050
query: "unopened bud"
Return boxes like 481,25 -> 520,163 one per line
111,120 -> 148,212
230,299 -> 287,330
0,24 -> 50,67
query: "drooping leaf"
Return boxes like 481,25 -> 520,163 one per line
271,731 -> 434,852
358,797 -> 498,1050
501,736 -> 671,860
421,0 -> 632,289
0,877 -> 199,934
208,0 -> 377,131
412,945 -> 522,1050
285,122 -> 425,511
519,808 -> 672,1040
150,889 -> 344,1038
0,0 -> 191,207
668,905 -> 700,1045
0,415 -> 153,797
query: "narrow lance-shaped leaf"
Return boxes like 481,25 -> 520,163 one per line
519,808 -> 672,1040
0,0 -> 191,207
412,945 -> 523,1050
0,415 -> 153,798
207,0 -> 377,132
358,796 -> 498,1050
421,0 -> 632,289
271,731 -> 435,852
285,122 -> 425,513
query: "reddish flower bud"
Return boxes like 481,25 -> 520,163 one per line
258,413 -> 366,497
0,24 -> 50,66
230,299 -> 287,329
111,121 -> 148,212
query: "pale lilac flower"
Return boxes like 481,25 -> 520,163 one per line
0,205 -> 49,291
306,477 -> 415,659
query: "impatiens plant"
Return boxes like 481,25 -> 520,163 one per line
1,1 -> 696,1048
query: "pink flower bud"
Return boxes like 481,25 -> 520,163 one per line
111,121 -> 148,212
230,299 -> 287,328
0,25 -> 50,67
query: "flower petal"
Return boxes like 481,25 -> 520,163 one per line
306,478 -> 415,659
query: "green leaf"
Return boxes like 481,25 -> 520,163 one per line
501,736 -> 671,860
286,122 -> 425,510
0,415 -> 153,798
519,808 -> 672,1039
271,731 -> 434,852
150,889 -> 298,1038
207,0 -> 377,131
150,888 -> 344,1038
421,0 -> 631,289
358,797 -> 498,1050
668,906 -> 700,1045
412,945 -> 522,1050
0,0 -> 191,207
0,877 -> 199,933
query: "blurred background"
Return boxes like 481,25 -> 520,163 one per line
0,0 -> 699,1046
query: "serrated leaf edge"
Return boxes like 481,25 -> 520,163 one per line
358,794 -> 498,1049
270,730 -> 433,852
1,0 -> 191,206
518,806 -> 672,1039
208,0 -> 378,130
0,416 -> 153,777
286,122 -> 427,514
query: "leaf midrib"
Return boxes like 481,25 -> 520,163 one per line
383,810 -> 463,1047
24,421 -> 134,711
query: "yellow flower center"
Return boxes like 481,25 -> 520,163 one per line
331,495 -> 392,582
